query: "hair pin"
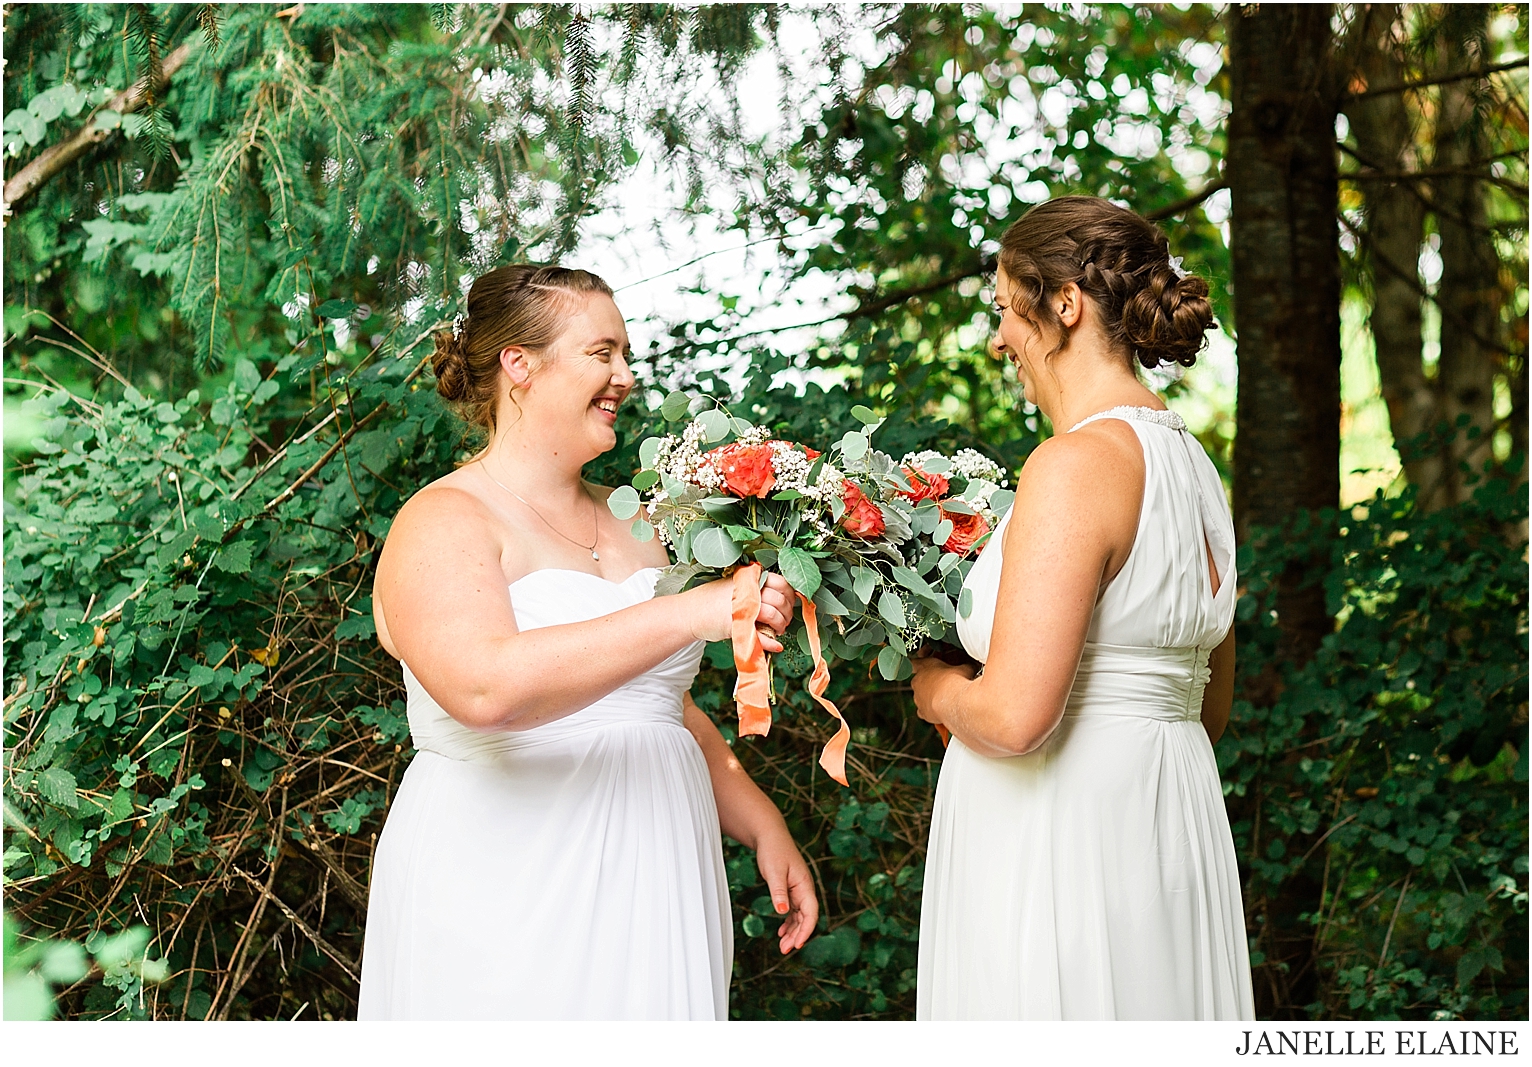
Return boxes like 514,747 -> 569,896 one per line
1167,255 -> 1188,280
452,312 -> 467,340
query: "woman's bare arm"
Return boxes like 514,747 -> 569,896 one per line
374,485 -> 792,733
1200,628 -> 1235,744
682,693 -> 817,953
910,426 -> 1143,756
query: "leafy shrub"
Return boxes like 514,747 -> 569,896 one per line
4,330 -> 456,1019
1225,463 -> 1528,1019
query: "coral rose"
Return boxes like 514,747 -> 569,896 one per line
840,481 -> 886,539
707,442 -> 777,498
898,466 -> 950,503
941,507 -> 990,557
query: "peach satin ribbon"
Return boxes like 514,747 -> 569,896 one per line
796,593 -> 850,787
729,563 -> 852,787
731,564 -> 773,737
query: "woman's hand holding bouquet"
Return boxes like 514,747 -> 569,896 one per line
608,392 -> 1013,784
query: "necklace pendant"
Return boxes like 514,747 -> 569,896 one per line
592,549 -> 600,561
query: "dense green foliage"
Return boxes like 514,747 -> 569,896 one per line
1226,450 -> 1527,1019
4,2 -> 1526,1022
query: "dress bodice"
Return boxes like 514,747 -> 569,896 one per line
402,567 -> 705,763
955,406 -> 1237,721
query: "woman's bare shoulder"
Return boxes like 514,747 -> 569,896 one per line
383,472 -> 503,557
1017,421 -> 1144,493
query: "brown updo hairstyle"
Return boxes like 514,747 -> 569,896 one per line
431,264 -> 614,436
997,196 -> 1214,370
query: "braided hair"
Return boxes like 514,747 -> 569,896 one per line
997,196 -> 1214,370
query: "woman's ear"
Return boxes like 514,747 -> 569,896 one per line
1056,282 -> 1084,328
500,346 -> 534,389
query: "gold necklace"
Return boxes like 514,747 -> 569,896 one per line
479,459 -> 601,561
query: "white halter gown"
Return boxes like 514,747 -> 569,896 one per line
357,567 -> 731,1020
917,406 -> 1255,1020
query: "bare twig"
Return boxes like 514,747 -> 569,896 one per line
1377,871 -> 1412,969
3,42 -> 194,211
232,866 -> 360,982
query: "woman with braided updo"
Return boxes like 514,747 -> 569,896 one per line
910,197 -> 1254,1019
358,265 -> 816,1019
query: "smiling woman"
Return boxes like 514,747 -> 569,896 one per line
358,264 -> 819,1020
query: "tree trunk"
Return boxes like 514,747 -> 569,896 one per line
1344,4 -> 1441,504
1227,5 -> 1343,1020
1228,3 -> 1343,665
1432,6 -> 1502,505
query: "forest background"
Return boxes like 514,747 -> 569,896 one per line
2,3 -> 1526,1022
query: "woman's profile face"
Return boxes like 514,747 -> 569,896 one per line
991,267 -> 1047,405
514,293 -> 634,460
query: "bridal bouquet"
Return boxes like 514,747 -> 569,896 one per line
607,392 -> 1013,784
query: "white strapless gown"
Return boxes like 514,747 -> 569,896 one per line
917,407 -> 1255,1020
357,567 -> 731,1020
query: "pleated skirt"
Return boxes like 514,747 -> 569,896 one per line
917,710 -> 1254,1020
357,721 -> 731,1020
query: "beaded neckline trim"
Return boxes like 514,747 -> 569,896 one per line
1068,405 -> 1187,434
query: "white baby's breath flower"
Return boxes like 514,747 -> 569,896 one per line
949,448 -> 1008,488
900,449 -> 944,473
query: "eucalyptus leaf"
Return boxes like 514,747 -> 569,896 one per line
630,518 -> 655,542
891,566 -> 936,598
877,589 -> 907,628
912,503 -> 940,536
654,562 -> 706,596
853,567 -> 877,605
959,587 -> 974,618
989,488 -> 1016,516
639,436 -> 664,469
812,586 -> 849,616
660,390 -> 691,421
607,484 -> 641,520
692,526 -> 743,568
778,546 -> 822,600
697,408 -> 730,442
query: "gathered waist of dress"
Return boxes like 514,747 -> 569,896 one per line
1062,641 -> 1213,723
407,676 -> 690,765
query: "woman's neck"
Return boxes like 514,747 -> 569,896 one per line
1035,346 -> 1162,435
481,423 -> 589,503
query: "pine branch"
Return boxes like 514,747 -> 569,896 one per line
565,8 -> 596,138
197,4 -> 222,48
1350,56 -> 1528,100
1144,176 -> 1228,220
130,5 -> 165,107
